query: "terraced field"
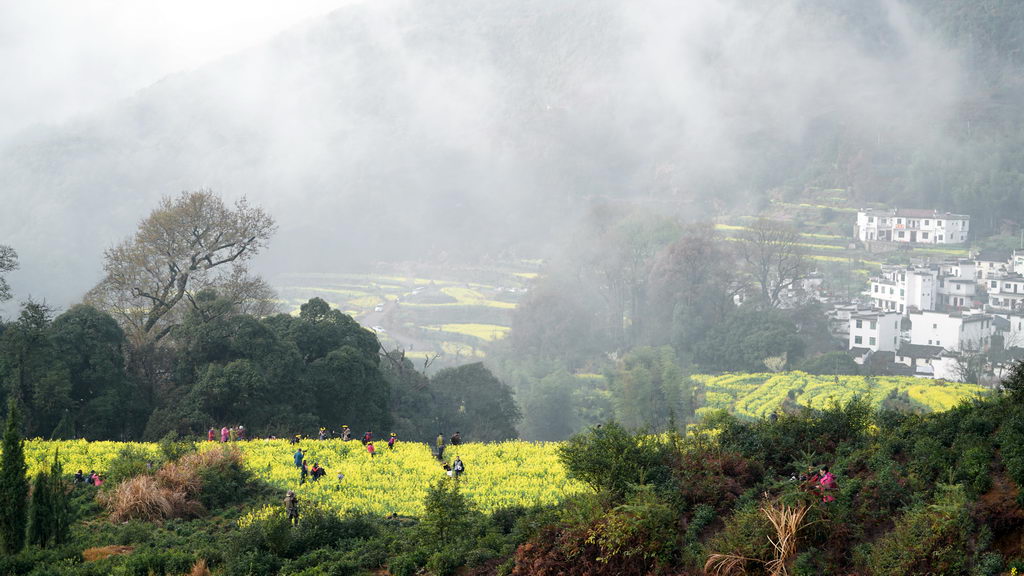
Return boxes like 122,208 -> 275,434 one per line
272,263 -> 538,367
693,371 -> 986,420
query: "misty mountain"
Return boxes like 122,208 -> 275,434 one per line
2,0 -> 1023,310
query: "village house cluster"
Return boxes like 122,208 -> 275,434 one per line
821,209 -> 1024,382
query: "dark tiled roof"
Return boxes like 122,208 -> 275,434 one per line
976,250 -> 1011,262
897,344 -> 944,358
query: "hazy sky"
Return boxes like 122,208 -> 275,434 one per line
0,0 -> 351,142
0,0 -> 972,315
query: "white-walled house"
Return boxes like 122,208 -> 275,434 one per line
1014,250 -> 1024,275
908,309 -> 992,353
938,259 -> 977,281
848,310 -> 902,352
996,311 -> 1024,348
828,303 -> 877,338
937,277 -> 977,310
867,261 -> 982,315
975,250 -> 1012,281
868,266 -> 937,313
856,209 -> 970,244
985,273 -> 1024,312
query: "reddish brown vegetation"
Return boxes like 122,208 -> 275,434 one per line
676,450 -> 762,512
512,526 -> 654,576
82,545 -> 134,562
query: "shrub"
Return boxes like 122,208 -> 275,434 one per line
491,506 -> 529,535
557,422 -> 674,502
187,447 -> 253,509
868,484 -> 978,575
105,446 -> 155,485
466,547 -> 498,567
286,509 -> 377,557
158,431 -> 197,463
676,449 -> 762,512
426,549 -> 463,576
421,478 -> 471,546
586,485 -> 677,567
388,555 -> 418,576
702,502 -> 772,574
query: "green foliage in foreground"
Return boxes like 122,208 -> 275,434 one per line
0,400 -> 28,555
6,367 -> 1024,575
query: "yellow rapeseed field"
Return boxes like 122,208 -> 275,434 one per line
693,372 -> 985,419
24,439 -> 585,518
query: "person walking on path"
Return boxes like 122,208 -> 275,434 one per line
436,433 -> 445,460
293,448 -> 305,468
284,490 -> 299,526
208,427 -> 216,442
366,442 -> 376,458
341,425 -> 351,441
453,456 -> 465,477
300,460 -> 309,484
388,433 -> 397,450
220,426 -> 229,443
450,431 -> 462,446
362,430 -> 373,445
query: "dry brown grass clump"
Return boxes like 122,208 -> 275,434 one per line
188,558 -> 211,576
705,501 -> 810,576
101,446 -> 244,522
184,446 -> 243,470
82,545 -> 134,562
155,460 -> 202,497
101,475 -> 174,522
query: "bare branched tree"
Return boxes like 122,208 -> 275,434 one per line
740,219 -> 808,309
86,190 -> 276,345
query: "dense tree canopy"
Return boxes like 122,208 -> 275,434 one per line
0,304 -> 139,439
430,362 -> 521,442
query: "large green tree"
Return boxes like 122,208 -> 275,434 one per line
0,302 -> 71,437
49,305 -> 138,439
692,307 -> 805,372
431,363 -> 521,442
607,346 -> 695,431
0,400 -> 28,554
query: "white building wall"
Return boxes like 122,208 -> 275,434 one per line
910,311 -> 991,352
849,312 -> 901,352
